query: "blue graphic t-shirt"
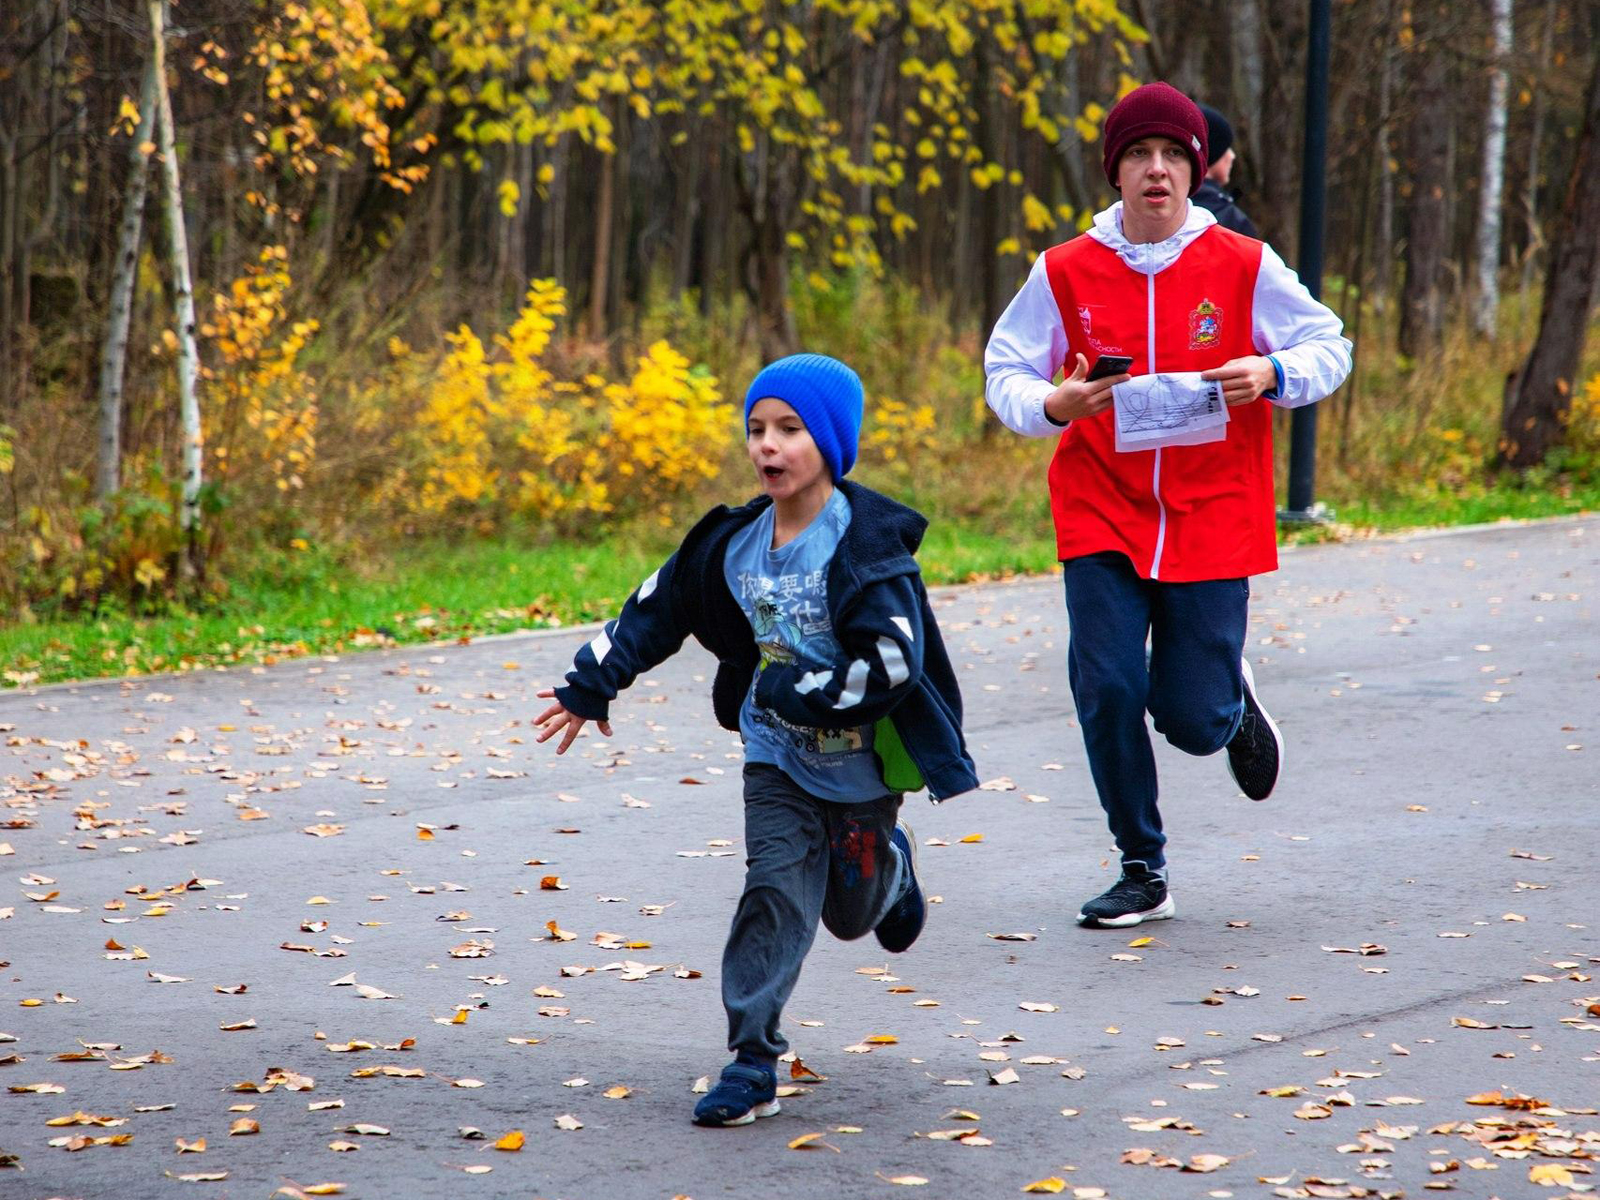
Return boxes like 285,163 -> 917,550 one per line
722,490 -> 887,801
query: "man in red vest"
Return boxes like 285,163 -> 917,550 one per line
983,81 -> 1352,928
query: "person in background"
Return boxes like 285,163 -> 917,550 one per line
1194,102 -> 1261,239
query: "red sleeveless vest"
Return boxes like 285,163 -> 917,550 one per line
1042,226 -> 1275,581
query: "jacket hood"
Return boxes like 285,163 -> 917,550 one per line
837,478 -> 926,562
1087,200 -> 1216,274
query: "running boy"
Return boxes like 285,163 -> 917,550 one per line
533,353 -> 979,1125
983,82 -> 1352,929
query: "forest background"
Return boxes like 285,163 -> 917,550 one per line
4,0 -> 1600,685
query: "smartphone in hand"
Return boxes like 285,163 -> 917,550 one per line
1086,354 -> 1134,381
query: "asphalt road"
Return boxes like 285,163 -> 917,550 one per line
2,517 -> 1597,1200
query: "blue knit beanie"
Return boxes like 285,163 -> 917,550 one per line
743,353 -> 864,480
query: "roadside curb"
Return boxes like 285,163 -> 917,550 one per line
5,510 -> 1591,697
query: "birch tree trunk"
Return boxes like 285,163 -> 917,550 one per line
1473,0 -> 1513,338
147,0 -> 204,576
96,57 -> 156,501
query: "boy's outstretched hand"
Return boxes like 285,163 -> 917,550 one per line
533,688 -> 612,754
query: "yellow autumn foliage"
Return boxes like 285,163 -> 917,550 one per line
374,279 -> 729,526
863,395 -> 939,471
200,245 -> 319,499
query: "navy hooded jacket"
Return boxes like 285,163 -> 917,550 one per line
553,479 -> 979,802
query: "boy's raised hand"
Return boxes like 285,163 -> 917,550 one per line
533,688 -> 612,755
1043,352 -> 1129,425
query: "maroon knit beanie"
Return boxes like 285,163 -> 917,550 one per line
1102,82 -> 1208,197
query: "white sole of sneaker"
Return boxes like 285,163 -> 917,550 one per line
716,1099 -> 781,1126
1232,657 -> 1285,800
1076,893 -> 1177,928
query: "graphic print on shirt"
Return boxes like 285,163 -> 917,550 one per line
734,566 -> 827,667
749,592 -> 802,668
722,492 -> 886,800
732,561 -> 865,757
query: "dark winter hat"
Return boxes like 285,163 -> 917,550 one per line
1198,103 -> 1234,166
1102,81 -> 1208,196
743,353 -> 864,480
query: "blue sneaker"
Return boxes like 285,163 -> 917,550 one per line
692,1060 -> 780,1127
874,822 -> 925,953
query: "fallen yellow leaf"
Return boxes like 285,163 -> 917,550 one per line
788,1132 -> 840,1152
493,1130 -> 524,1152
1530,1163 -> 1575,1186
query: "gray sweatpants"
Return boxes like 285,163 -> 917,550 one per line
723,763 -> 908,1062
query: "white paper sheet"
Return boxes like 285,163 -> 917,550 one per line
1111,372 -> 1229,452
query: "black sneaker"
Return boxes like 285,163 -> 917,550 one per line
1226,658 -> 1283,801
1076,865 -> 1175,928
874,822 -> 925,953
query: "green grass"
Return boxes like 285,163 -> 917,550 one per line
1326,482 -> 1600,531
2,481 -> 1593,689
0,535 -> 672,688
1282,474 -> 1600,545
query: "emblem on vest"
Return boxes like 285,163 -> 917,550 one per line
1188,298 -> 1223,350
1077,303 -> 1125,355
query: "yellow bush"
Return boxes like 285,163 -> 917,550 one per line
602,340 -> 730,487
863,394 -> 940,468
373,279 -> 729,527
201,245 -> 319,499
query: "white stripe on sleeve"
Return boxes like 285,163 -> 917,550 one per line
794,669 -> 833,695
877,636 -> 909,687
832,659 -> 870,709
